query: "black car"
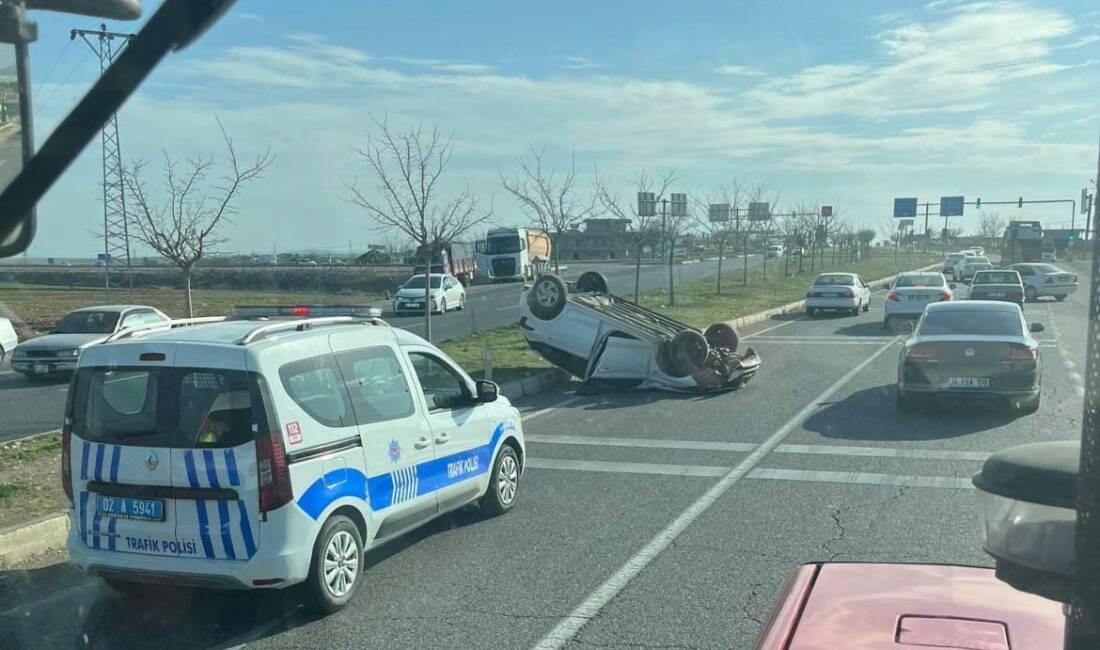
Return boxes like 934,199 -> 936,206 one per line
897,301 -> 1043,413
968,270 -> 1025,305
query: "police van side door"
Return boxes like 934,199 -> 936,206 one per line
328,331 -> 437,542
403,347 -> 491,512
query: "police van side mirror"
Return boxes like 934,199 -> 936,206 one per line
475,379 -> 498,403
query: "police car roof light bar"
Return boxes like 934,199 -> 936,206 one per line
103,316 -> 227,343
236,316 -> 388,346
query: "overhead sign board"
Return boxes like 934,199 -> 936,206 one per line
669,193 -> 688,217
893,197 -> 917,219
708,203 -> 730,222
939,196 -> 964,217
637,192 -> 656,218
820,205 -> 833,218
748,202 -> 771,221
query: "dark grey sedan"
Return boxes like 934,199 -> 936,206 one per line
896,301 -> 1043,413
10,305 -> 168,378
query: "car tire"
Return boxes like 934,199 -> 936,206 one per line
1054,294 -> 1067,302
305,515 -> 363,615
457,295 -> 466,310
480,444 -> 520,516
527,275 -> 568,320
438,299 -> 447,314
806,307 -> 816,317
884,316 -> 894,331
670,330 -> 711,375
703,322 -> 739,353
575,271 -> 609,294
1018,393 -> 1041,415
1025,286 -> 1038,303
862,301 -> 870,313
896,388 -> 918,413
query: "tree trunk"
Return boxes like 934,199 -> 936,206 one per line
667,234 -> 675,306
180,268 -> 194,318
742,235 -> 749,287
762,241 -> 768,282
424,275 -> 432,342
716,238 -> 724,295
634,244 -> 642,304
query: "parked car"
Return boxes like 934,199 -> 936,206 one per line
392,273 -> 466,314
1006,262 -> 1079,302
955,256 -> 992,282
805,273 -> 872,317
968,270 -> 1024,305
896,301 -> 1043,413
10,305 -> 169,379
0,316 -> 18,366
518,272 -> 760,392
765,244 -> 784,259
883,272 -> 952,329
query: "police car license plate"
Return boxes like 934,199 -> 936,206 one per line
34,364 -> 48,374
96,495 -> 165,522
946,377 -> 990,388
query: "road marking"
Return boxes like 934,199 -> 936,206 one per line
774,444 -> 988,461
0,370 -> 12,375
496,306 -> 517,312
527,434 -> 755,452
748,467 -> 972,490
749,338 -> 893,346
743,318 -> 805,338
522,395 -> 586,422
527,458 -> 728,478
530,334 -> 902,650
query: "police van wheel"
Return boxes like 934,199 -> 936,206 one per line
305,515 -> 363,614
480,445 -> 520,517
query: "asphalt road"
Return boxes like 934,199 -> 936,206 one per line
0,255 -> 759,442
0,259 -> 1088,649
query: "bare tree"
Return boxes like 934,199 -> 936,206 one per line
498,146 -> 600,272
977,212 -> 1007,244
345,117 -> 491,341
595,169 -> 676,303
692,180 -> 747,293
124,118 -> 274,317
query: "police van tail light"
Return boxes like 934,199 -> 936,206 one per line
61,417 -> 73,503
256,428 -> 292,513
940,290 -> 952,301
887,291 -> 899,302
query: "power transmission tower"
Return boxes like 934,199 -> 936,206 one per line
71,24 -> 135,299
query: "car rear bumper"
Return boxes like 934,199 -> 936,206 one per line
806,297 -> 859,309
899,385 -> 1039,399
1037,284 -> 1077,296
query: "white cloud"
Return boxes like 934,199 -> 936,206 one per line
713,64 -> 766,77
431,63 -> 495,74
557,56 -> 604,70
234,12 -> 264,22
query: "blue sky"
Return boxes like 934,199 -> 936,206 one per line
20,0 -> 1100,256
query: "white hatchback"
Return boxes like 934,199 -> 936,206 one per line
805,273 -> 872,316
883,272 -> 952,328
63,309 -> 524,613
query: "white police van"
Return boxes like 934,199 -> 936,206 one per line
62,307 -> 524,613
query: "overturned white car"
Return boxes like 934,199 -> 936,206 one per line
518,272 -> 761,392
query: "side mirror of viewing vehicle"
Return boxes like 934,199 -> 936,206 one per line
1029,322 -> 1045,333
475,379 -> 498,403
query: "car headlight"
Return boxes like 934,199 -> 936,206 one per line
59,349 -> 82,358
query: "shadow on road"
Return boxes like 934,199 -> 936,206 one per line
832,321 -> 893,338
804,383 -> 1017,441
0,372 -> 68,390
0,505 -> 492,650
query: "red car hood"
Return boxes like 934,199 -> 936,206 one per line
787,563 -> 1063,650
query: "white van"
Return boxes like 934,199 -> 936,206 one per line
63,309 -> 524,613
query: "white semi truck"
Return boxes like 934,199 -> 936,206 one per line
475,227 -> 552,282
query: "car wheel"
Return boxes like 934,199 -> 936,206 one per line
305,515 -> 363,615
863,300 -> 870,313
438,299 -> 447,314
575,271 -> 609,294
527,275 -> 568,320
1054,294 -> 1067,302
480,445 -> 520,516
703,322 -> 739,353
806,307 -> 816,317
884,316 -> 894,331
1018,393 -> 1041,415
896,388 -> 918,413
457,294 -> 466,310
670,329 -> 711,375
1025,286 -> 1038,303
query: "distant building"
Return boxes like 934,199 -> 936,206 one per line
557,218 -> 633,260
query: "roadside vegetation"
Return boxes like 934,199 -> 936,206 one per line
0,432 -> 64,530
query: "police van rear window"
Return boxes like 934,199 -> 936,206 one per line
71,367 -> 271,448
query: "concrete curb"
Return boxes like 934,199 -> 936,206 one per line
0,512 -> 68,568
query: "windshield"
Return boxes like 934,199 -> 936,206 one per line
973,272 -> 1019,285
403,275 -> 442,289
814,274 -> 855,286
483,236 -> 523,254
3,3 -> 1099,648
52,311 -> 119,334
895,274 -> 944,288
918,310 -> 1023,337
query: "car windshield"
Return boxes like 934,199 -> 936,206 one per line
895,274 -> 944,288
3,3 -> 1099,648
403,275 -> 443,289
974,272 -> 1019,285
814,274 -> 855,286
918,310 -> 1024,337
51,311 -> 119,334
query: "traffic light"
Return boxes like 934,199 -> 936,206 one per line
975,198 -> 981,209
1018,197 -> 1023,208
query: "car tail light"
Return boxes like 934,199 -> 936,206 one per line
887,291 -> 899,302
290,306 -> 311,316
1007,346 -> 1037,362
842,289 -> 854,298
940,291 -> 952,301
905,346 -> 938,360
256,428 -> 293,513
61,417 -> 73,503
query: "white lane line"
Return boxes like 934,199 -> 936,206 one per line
748,468 -> 973,490
774,444 -> 988,461
743,317 -> 805,338
531,334 -> 902,650
521,395 -> 586,422
526,434 -> 755,452
526,458 -> 728,478
749,339 -> 892,346
0,370 -> 12,375
496,306 -> 517,312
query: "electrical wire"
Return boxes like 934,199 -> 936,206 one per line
31,39 -> 72,101
37,47 -> 92,115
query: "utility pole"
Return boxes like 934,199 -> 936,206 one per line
72,24 -> 135,300
923,203 -> 930,254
